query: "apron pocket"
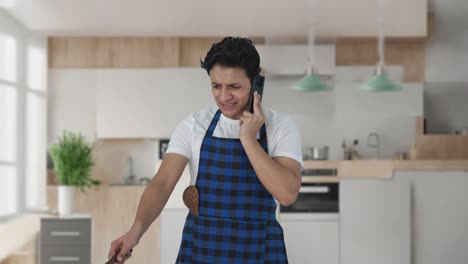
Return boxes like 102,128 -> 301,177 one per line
191,215 -> 266,264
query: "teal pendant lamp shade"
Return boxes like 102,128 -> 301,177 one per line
293,0 -> 332,92
361,0 -> 402,92
293,68 -> 331,91
360,67 -> 402,92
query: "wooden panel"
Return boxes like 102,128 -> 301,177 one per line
416,116 -> 425,136
303,160 -> 339,170
48,38 -> 99,68
412,135 -> 468,159
339,160 -> 394,178
393,160 -> 468,170
47,186 -> 160,264
49,37 -> 180,68
179,37 -> 265,67
49,37 -> 264,68
336,38 -> 425,82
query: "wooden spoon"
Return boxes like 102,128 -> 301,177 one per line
183,185 -> 199,216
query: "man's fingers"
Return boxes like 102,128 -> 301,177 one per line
253,91 -> 263,115
117,244 -> 130,262
108,241 -> 121,259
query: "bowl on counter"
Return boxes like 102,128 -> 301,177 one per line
306,146 -> 329,160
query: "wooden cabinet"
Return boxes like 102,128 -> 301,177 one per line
96,68 -> 212,138
280,214 -> 340,264
340,178 -> 411,264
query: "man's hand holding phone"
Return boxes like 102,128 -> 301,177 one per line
240,90 -> 265,143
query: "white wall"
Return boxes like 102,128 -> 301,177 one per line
426,0 -> 468,82
424,82 -> 468,134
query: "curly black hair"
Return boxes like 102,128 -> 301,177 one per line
201,37 -> 261,84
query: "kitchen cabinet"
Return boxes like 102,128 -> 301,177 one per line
160,208 -> 189,264
395,170 -> 468,264
340,177 -> 410,264
47,186 -> 160,264
96,68 -> 212,138
279,214 -> 340,264
256,45 -> 335,76
40,216 -> 91,264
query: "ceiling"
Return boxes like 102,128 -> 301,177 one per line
2,0 -> 427,37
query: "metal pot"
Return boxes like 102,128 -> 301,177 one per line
307,146 -> 329,160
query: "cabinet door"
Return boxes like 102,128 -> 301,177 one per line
281,218 -> 339,264
160,208 -> 189,264
340,178 -> 410,264
96,68 -> 212,138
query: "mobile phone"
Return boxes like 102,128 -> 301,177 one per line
248,75 -> 265,113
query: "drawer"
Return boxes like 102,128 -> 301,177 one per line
41,219 -> 91,246
41,246 -> 90,264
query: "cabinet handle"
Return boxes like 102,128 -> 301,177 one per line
50,256 -> 80,262
50,231 -> 81,237
300,186 -> 329,193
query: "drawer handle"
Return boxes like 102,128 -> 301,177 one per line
50,231 -> 81,237
50,256 -> 80,262
300,186 -> 330,193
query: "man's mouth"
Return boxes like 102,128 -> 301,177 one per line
220,102 -> 237,110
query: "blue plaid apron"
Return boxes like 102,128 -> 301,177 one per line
176,109 -> 288,264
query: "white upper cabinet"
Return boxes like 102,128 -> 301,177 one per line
256,45 -> 335,76
96,68 -> 212,138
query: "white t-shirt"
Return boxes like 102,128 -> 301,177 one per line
166,105 -> 304,185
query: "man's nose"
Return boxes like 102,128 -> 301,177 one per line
220,88 -> 232,100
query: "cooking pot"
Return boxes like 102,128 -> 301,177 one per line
307,146 -> 329,160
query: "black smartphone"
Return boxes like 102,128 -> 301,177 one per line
248,74 -> 265,113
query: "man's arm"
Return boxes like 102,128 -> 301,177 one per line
108,153 -> 188,262
239,91 -> 301,206
131,153 -> 188,237
241,138 -> 301,206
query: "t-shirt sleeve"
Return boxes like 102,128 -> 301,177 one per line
165,113 -> 193,160
270,116 -> 304,171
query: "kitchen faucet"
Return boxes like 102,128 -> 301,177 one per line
124,156 -> 136,184
367,132 -> 380,159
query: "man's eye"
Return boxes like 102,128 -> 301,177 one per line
212,85 -> 219,88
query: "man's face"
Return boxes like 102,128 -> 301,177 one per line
210,64 -> 252,120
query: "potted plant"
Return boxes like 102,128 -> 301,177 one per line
49,130 -> 100,216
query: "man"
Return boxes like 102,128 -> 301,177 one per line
108,37 -> 303,263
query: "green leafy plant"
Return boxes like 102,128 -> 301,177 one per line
49,130 -> 100,190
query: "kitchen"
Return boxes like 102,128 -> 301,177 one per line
1,0 -> 468,263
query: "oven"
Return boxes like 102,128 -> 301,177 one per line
280,169 -> 339,214
280,182 -> 339,213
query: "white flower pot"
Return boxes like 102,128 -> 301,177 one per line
58,185 -> 75,217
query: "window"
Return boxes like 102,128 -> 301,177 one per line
0,17 -> 47,219
0,33 -> 18,218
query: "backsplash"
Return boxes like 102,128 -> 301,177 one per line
89,139 -> 159,184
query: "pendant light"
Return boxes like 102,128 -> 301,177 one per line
360,0 -> 402,92
293,0 -> 331,92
